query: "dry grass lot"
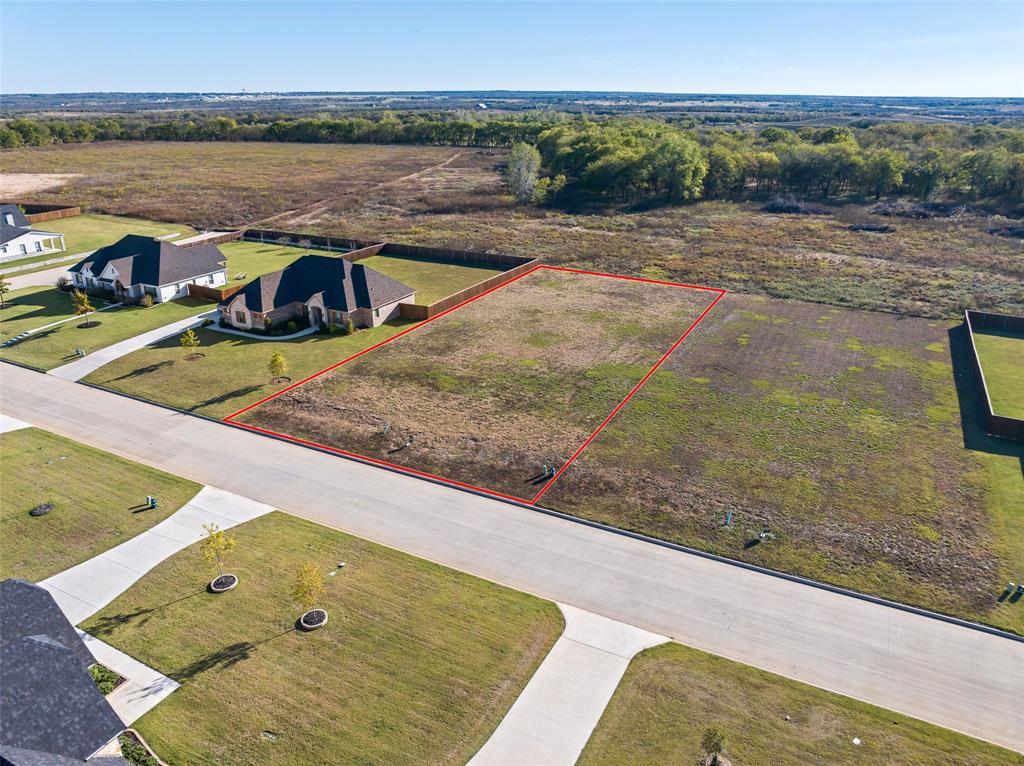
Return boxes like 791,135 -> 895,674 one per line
543,293 -> 1024,634
240,268 -> 719,500
579,643 -> 1022,766
82,511 -> 562,766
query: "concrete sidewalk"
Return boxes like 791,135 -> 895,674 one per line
49,309 -> 216,381
0,413 -> 31,433
79,631 -> 180,726
469,604 -> 666,765
40,486 -> 273,625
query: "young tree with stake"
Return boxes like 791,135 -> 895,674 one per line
268,350 -> 288,380
179,327 -> 200,358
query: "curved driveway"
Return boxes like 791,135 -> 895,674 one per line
1,363 -> 1021,754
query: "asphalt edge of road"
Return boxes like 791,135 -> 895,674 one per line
4,360 -> 1020,646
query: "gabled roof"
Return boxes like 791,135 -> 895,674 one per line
69,235 -> 225,287
0,224 -> 61,246
0,580 -> 124,762
0,204 -> 30,229
223,255 -> 415,314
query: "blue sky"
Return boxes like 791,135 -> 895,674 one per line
2,1 -> 1021,96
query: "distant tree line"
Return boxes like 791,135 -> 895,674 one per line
2,111 -> 1022,209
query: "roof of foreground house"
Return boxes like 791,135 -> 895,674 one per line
0,580 -> 124,763
223,254 -> 415,314
69,234 -> 225,287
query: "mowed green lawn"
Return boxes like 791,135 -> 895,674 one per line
82,511 -> 563,766
42,213 -> 197,256
0,285 -> 110,342
0,292 -> 209,370
579,643 -> 1021,766
220,242 -> 322,285
0,428 -> 200,582
973,330 -> 1024,419
83,321 -> 414,418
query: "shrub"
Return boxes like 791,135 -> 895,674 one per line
201,318 -> 214,327
343,318 -> 355,336
118,734 -> 159,766
138,293 -> 155,308
327,324 -> 339,335
89,664 -> 123,695
218,316 -> 228,328
286,321 -> 298,334
54,275 -> 71,291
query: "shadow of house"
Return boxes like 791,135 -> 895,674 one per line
0,580 -> 124,764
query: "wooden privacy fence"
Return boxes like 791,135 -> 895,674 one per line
187,282 -> 245,303
243,228 -> 381,253
1,203 -> 81,223
179,231 -> 242,248
399,260 -> 539,320
963,309 -> 1024,442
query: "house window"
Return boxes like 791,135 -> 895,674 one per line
19,244 -> 27,255
374,308 -> 380,318
1,246 -> 7,254
35,241 -> 43,252
235,311 -> 246,324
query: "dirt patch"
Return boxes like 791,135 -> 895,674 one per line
0,172 -> 81,195
241,269 -> 719,500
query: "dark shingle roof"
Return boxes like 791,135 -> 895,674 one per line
69,235 -> 224,287
223,255 -> 414,314
0,580 -> 124,762
0,223 -> 30,246
0,205 -> 30,229
0,743 -> 96,766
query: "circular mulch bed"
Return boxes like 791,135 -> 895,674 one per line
271,376 -> 292,385
29,503 -> 54,517
184,353 -> 206,361
299,608 -> 328,630
209,574 -> 239,593
77,321 -> 101,328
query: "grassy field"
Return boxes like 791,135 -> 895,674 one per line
42,213 -> 196,255
0,285 -> 109,342
240,269 -> 719,500
543,293 -> 1024,634
5,142 -> 1020,318
83,321 -> 414,418
0,291 -> 209,370
0,428 -> 200,582
973,330 -> 1024,419
81,511 -> 563,766
579,643 -> 1022,766
2,142 -> 464,229
219,242 -> 505,303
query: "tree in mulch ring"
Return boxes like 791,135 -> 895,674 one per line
268,350 -> 291,385
179,328 -> 203,361
201,522 -> 238,593
292,561 -> 328,630
29,503 -> 54,517
71,289 -> 101,327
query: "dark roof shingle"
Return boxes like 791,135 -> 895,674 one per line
69,235 -> 224,287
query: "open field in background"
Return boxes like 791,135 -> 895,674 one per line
0,428 -> 200,582
0,285 -> 108,342
1,142 -> 465,229
973,330 -> 1024,419
237,268 -> 720,501
543,293 -> 1024,634
41,212 -> 197,254
0,291 -> 208,370
579,642 -> 1022,766
83,321 -> 414,418
81,511 -> 563,766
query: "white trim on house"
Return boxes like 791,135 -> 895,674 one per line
71,267 -> 228,303
0,228 -> 66,263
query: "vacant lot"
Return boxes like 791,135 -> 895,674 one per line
1,142 -> 466,229
84,321 -> 413,418
543,293 -> 1024,633
0,291 -> 208,370
220,241 -> 505,302
580,643 -> 1021,766
0,428 -> 200,582
82,511 -> 562,766
239,268 -> 719,500
974,330 -> 1024,419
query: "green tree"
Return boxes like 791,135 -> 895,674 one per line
179,328 -> 200,357
0,274 -> 10,309
200,523 -> 236,576
704,144 -> 744,198
70,289 -> 95,319
506,142 -> 542,203
651,134 -> 707,202
268,351 -> 288,380
862,149 -> 908,199
292,562 -> 325,612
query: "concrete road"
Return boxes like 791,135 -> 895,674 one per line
6,262 -> 75,290
1,364 -> 1022,754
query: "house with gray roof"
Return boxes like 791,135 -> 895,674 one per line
220,254 -> 415,332
0,205 -> 65,263
0,580 -> 125,764
69,234 -> 227,304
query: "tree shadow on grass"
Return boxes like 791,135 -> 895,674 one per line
87,588 -> 207,637
187,385 -> 265,413
171,628 -> 294,682
110,359 -> 174,381
947,323 -> 1024,473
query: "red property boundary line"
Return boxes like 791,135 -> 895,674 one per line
224,265 -> 726,505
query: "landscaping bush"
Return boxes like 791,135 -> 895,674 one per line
218,316 -> 228,328
54,275 -> 71,291
139,293 -> 155,308
118,734 -> 159,766
343,318 -> 355,336
200,318 -> 214,327
89,663 -> 123,695
328,324 -> 339,335
286,321 -> 298,334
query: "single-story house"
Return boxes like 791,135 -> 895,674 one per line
220,254 -> 416,331
0,579 -> 126,764
0,204 -> 65,263
69,234 -> 227,303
